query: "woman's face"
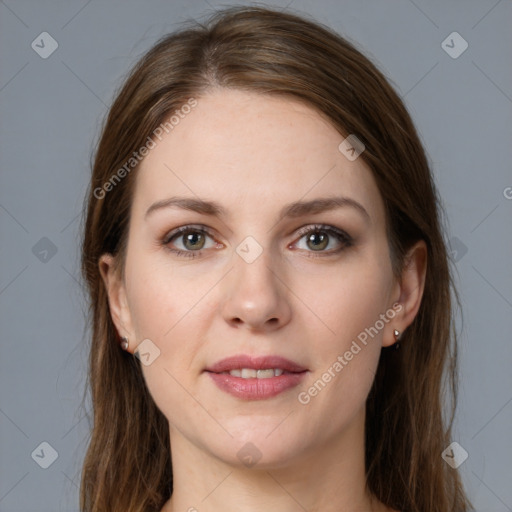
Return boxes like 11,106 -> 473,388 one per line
102,89 -> 410,468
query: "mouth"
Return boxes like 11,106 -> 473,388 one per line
214,368 -> 294,378
205,354 -> 308,374
204,354 -> 308,400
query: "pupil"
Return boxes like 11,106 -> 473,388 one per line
185,232 -> 204,250
308,232 -> 328,250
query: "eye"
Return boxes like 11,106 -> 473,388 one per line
162,225 -> 220,258
161,223 -> 353,259
292,224 -> 353,256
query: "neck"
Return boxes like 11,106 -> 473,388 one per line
161,407 -> 384,512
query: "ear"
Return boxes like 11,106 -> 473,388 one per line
383,239 -> 427,347
99,253 -> 135,352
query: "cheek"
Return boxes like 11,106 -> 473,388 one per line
295,256 -> 391,406
127,276 -> 170,338
124,247 -> 190,337
124,257 -> 205,423
297,281 -> 385,429
124,249 -> 209,372
294,256 -> 392,347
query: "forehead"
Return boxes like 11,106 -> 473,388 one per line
133,89 -> 384,224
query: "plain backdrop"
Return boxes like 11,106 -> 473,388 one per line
0,1 -> 511,510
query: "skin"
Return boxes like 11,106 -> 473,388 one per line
100,88 -> 426,512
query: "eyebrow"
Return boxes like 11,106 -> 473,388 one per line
145,195 -> 371,224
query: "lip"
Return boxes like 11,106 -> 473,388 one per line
205,354 -> 307,374
204,354 -> 308,401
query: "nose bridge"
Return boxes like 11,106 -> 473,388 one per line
220,233 -> 291,330
234,236 -> 277,289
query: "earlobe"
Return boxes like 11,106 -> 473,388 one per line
98,253 -> 134,350
385,240 -> 428,347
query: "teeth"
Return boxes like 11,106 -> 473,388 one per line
256,369 -> 274,379
223,368 -> 285,378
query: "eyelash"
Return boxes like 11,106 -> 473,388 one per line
161,224 -> 353,259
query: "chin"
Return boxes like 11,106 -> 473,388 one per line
206,421 -> 311,469
216,441 -> 306,471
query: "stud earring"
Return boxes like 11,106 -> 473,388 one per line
393,329 -> 401,350
120,337 -> 129,350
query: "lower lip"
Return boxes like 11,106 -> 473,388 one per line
206,371 -> 307,400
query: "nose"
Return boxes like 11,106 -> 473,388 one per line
220,245 -> 292,332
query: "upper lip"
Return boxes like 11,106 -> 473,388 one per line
205,355 -> 308,373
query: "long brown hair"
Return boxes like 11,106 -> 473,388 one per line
80,6 -> 472,511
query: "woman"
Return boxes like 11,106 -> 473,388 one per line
80,6 -> 472,512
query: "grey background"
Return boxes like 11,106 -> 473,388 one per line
1,0 -> 511,510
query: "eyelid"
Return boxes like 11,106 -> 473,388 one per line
290,223 -> 353,253
162,224 -> 216,245
293,223 -> 351,241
